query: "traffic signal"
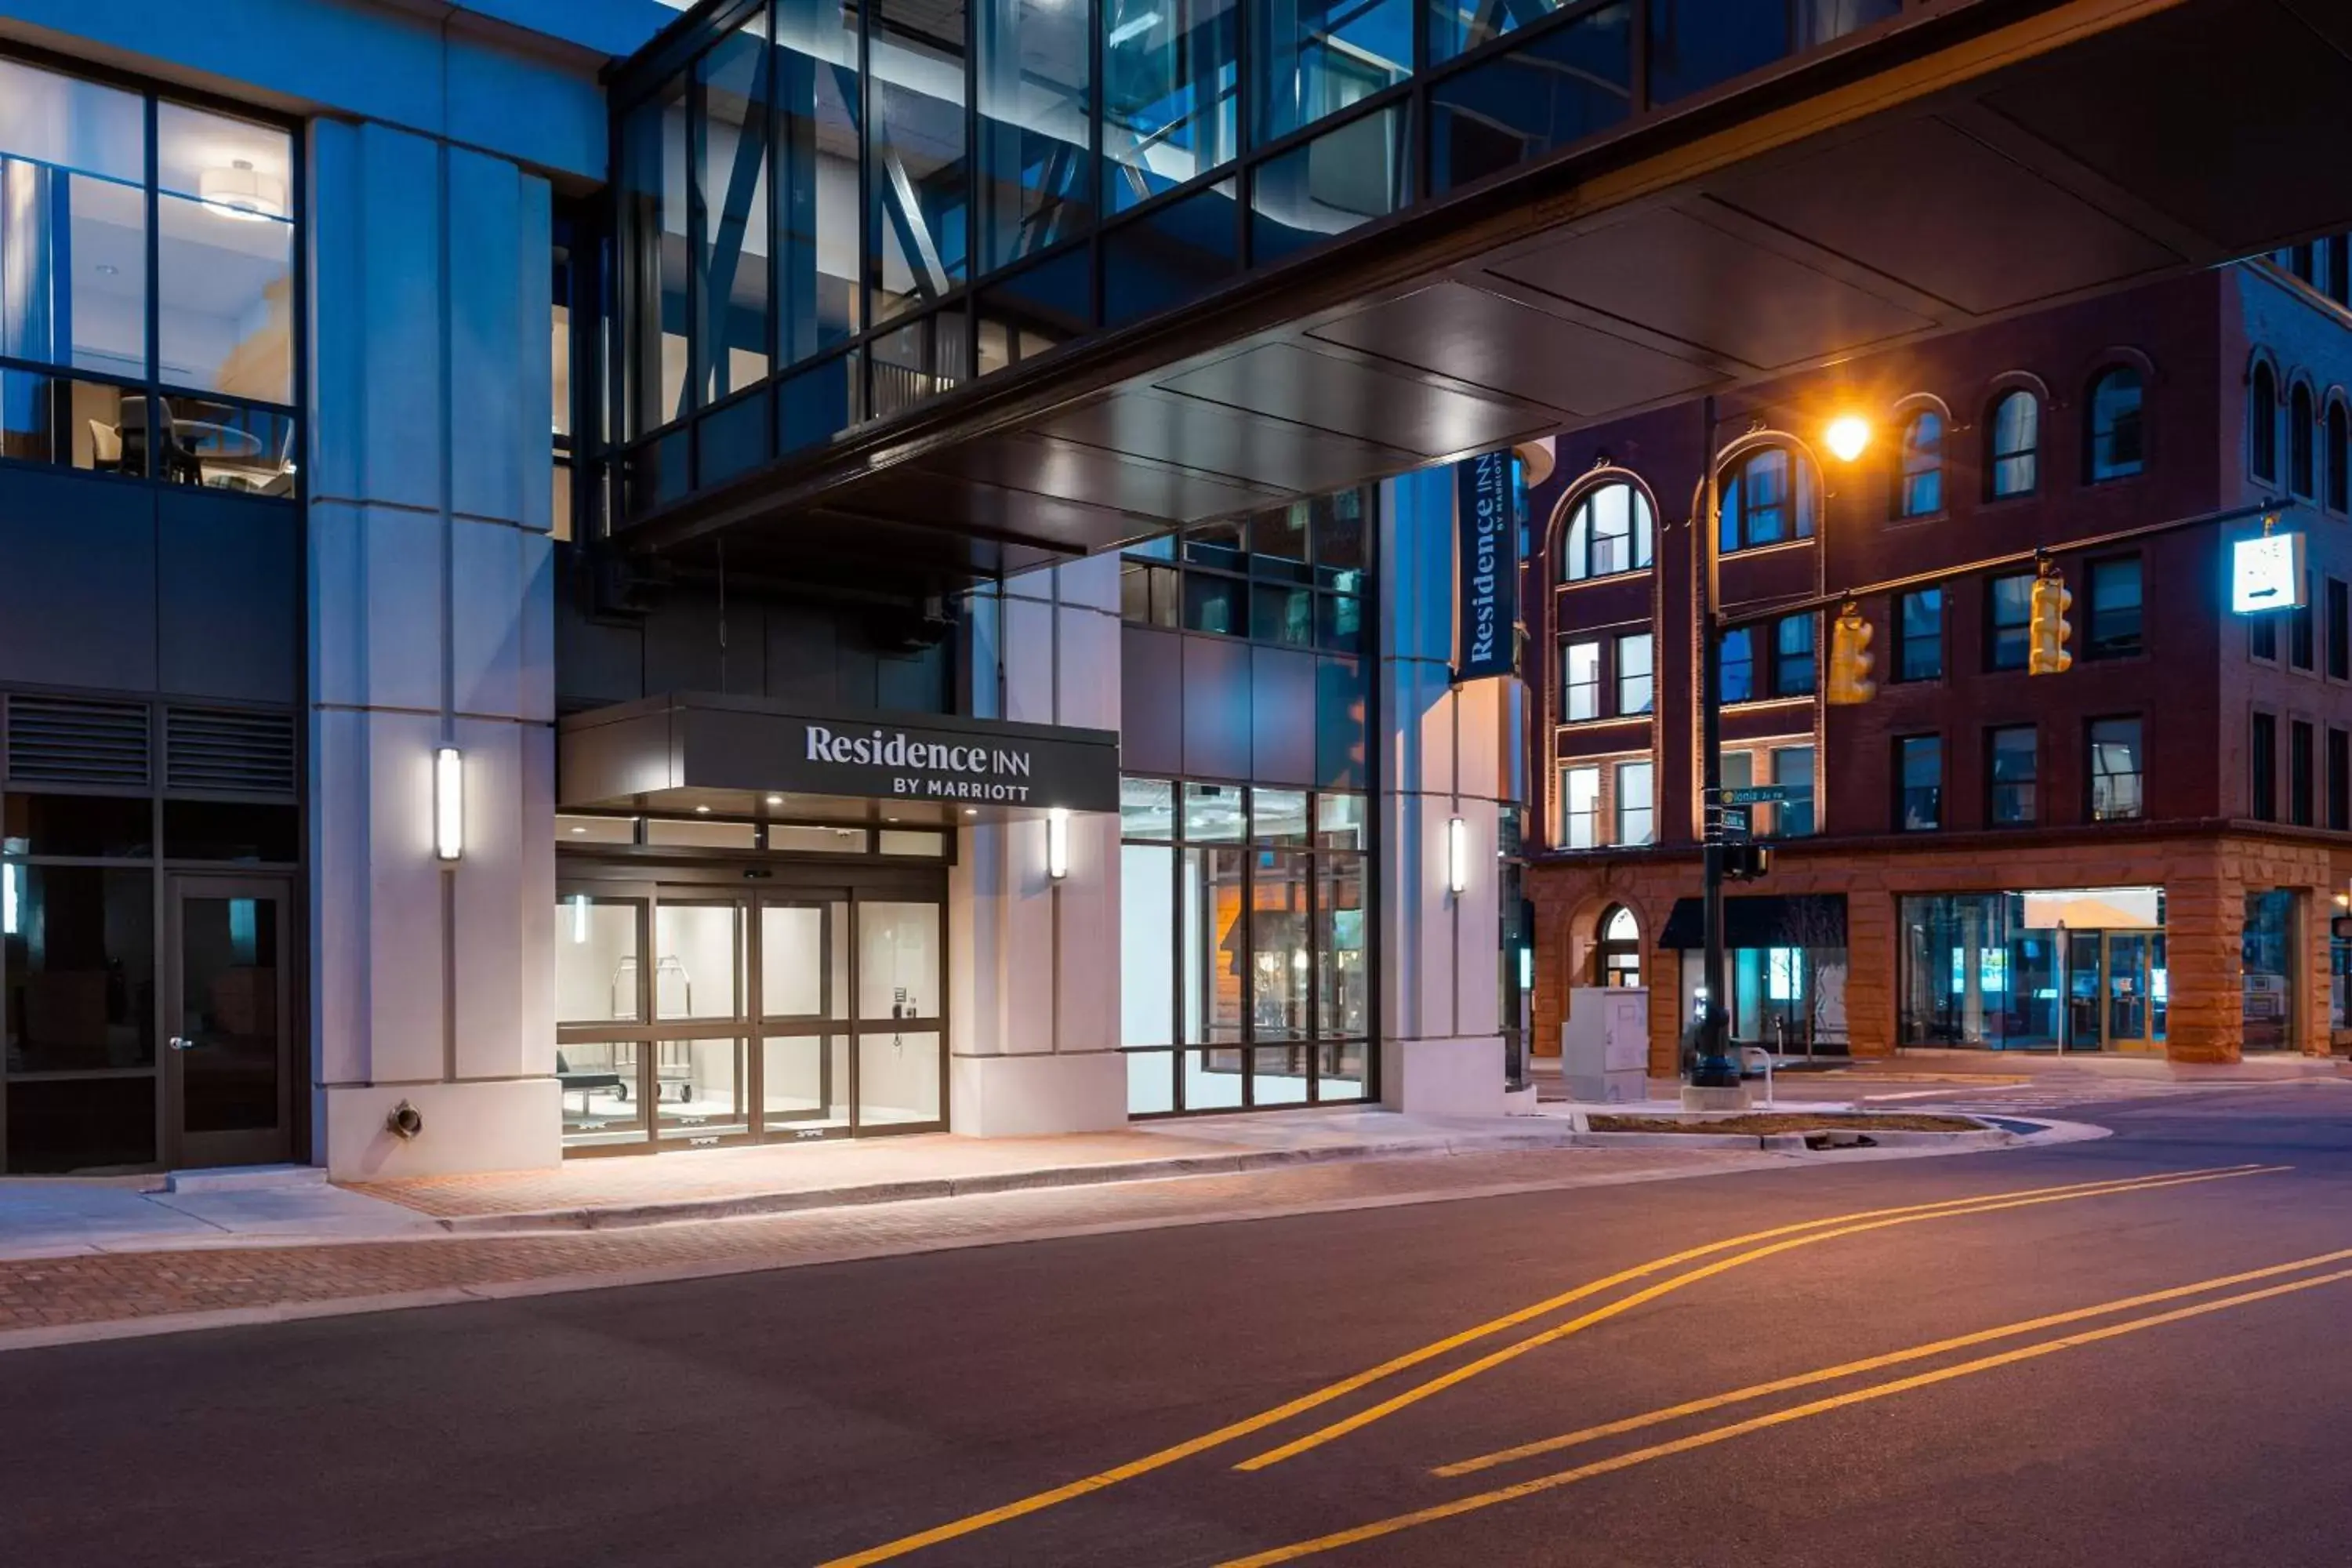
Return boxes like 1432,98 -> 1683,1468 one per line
1826,604 -> 1876,705
2029,569 -> 2074,675
1724,843 -> 1773,881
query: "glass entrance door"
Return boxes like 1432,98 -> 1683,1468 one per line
2105,932 -> 2156,1049
556,878 -> 944,1152
2064,931 -> 2104,1051
166,877 -> 292,1168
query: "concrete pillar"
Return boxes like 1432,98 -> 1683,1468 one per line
2161,853 -> 2241,1064
2296,887 -> 2332,1055
307,120 -> 557,1176
1845,888 -> 1898,1058
948,555 -> 1127,1134
1375,470 -> 1510,1116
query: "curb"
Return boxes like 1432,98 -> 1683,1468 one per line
422,1128 -> 1592,1234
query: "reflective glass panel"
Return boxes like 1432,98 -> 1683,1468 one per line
760,902 -> 836,1018
774,0 -> 863,361
558,1039 -> 648,1147
1253,0 -> 1410,145
156,105 -> 295,405
1122,843 -> 1177,1045
5,866 -> 154,1072
1121,776 -> 1177,840
1318,853 -> 1367,1037
5,793 -> 151,857
1250,851 -> 1309,1042
1252,1044 -> 1311,1104
1428,5 -> 1632,193
1103,179 -> 1240,327
1184,782 -> 1246,841
654,900 -> 742,1018
0,61 -> 147,379
858,1027 -> 942,1123
697,12 -> 775,402
557,897 -> 644,1023
869,0 -> 970,324
1126,1047 -> 1175,1114
1182,846 -> 1247,1042
1184,1047 -> 1246,1109
658,1037 -> 751,1141
764,1033 -> 851,1131
1250,105 -> 1406,263
621,75 -> 691,435
858,900 -> 941,1021
1105,0 -> 1240,211
978,0 -> 1093,270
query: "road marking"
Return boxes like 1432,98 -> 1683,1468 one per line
1438,1240 -> 2352,1476
814,1165 -> 2270,1566
1232,1163 -> 2285,1469
1216,1262 -> 2352,1566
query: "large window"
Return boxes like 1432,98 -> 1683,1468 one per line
1613,760 -> 1653,846
1987,390 -> 2039,499
2291,382 -> 2317,499
1897,589 -> 1943,681
1560,479 -> 1653,581
1719,446 -> 1816,553
1773,615 -> 1815,698
2292,571 -> 2316,671
1563,640 -> 1601,721
2089,717 -> 2143,822
1120,487 -> 1368,652
1897,735 -> 1942,831
1720,626 -> 1755,704
1120,779 -> 1370,1115
2329,578 -> 2349,680
1987,574 -> 2034,672
2330,401 -> 2350,513
1105,0 -> 1240,209
0,60 -> 299,495
1251,0 -> 1409,146
2251,361 -> 2279,483
2086,366 -> 2145,483
2291,719 -> 2314,827
2331,728 -> 2348,833
1615,632 -> 1653,716
1767,746 -> 1813,838
1562,764 -> 1600,849
2085,557 -> 2142,660
1895,408 -> 1943,518
1988,725 -> 2037,826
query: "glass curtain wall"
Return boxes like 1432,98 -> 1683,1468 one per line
604,1 -> 1907,523
0,56 -> 299,493
1120,779 -> 1371,1114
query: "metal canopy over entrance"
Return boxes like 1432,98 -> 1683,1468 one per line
614,0 -> 2352,584
559,694 -> 1123,822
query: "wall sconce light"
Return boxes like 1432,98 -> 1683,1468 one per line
434,746 -> 464,862
1046,808 -> 1070,880
1446,815 -> 1468,895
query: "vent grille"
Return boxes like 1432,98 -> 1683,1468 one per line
165,707 -> 298,796
5,696 -> 152,787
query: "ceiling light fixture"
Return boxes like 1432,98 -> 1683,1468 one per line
198,159 -> 288,222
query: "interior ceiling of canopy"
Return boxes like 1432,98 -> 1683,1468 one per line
638,0 -> 2352,590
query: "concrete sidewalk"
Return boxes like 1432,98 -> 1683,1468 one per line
0,1108 -> 1586,1259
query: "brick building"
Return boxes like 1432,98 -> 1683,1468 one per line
1523,260 -> 2352,1076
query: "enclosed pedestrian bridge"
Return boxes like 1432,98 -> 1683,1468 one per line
598,0 -> 2352,586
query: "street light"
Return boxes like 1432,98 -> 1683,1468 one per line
1689,401 -> 1871,1097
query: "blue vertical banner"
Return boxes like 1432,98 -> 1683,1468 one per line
1454,448 -> 1519,683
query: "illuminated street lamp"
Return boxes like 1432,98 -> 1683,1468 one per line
1688,403 -> 1871,1095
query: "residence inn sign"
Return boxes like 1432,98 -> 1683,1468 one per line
558,694 -> 1123,818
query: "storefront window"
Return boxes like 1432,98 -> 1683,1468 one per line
1121,776 -> 1370,1112
1898,887 -> 2163,1051
2242,890 -> 2295,1051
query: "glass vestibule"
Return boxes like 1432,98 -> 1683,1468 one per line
554,871 -> 946,1152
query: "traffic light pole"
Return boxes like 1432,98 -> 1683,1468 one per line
1693,396 -> 1738,1091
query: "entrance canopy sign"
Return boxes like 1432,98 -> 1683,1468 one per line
2230,532 -> 2306,613
559,694 -> 1122,821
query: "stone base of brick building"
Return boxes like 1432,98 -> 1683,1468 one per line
1526,827 -> 2349,1079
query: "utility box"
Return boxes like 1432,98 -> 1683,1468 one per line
1561,987 -> 1650,1103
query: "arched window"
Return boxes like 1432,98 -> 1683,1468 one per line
2086,366 -> 2145,483
1986,390 -> 2039,499
1560,480 -> 1655,582
1597,905 -> 1641,989
1895,409 -> 1944,518
2251,361 -> 2279,482
1719,446 -> 1817,553
2291,382 -> 2316,498
2328,400 -> 2349,513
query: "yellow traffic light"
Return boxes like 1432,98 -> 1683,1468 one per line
2029,570 -> 2074,676
1827,604 -> 1876,705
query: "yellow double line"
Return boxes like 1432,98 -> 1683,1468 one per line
1229,1163 -> 2285,1470
817,1164 -> 2279,1567
1219,1243 -> 2352,1566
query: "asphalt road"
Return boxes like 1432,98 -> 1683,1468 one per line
6,1083 -> 2352,1567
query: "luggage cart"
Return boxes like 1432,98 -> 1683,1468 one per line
608,956 -> 697,1102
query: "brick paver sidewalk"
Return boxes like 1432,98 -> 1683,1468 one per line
0,1146 -> 1762,1340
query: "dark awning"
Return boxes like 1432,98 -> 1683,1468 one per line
1659,895 -> 1847,950
558,693 -> 1121,823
